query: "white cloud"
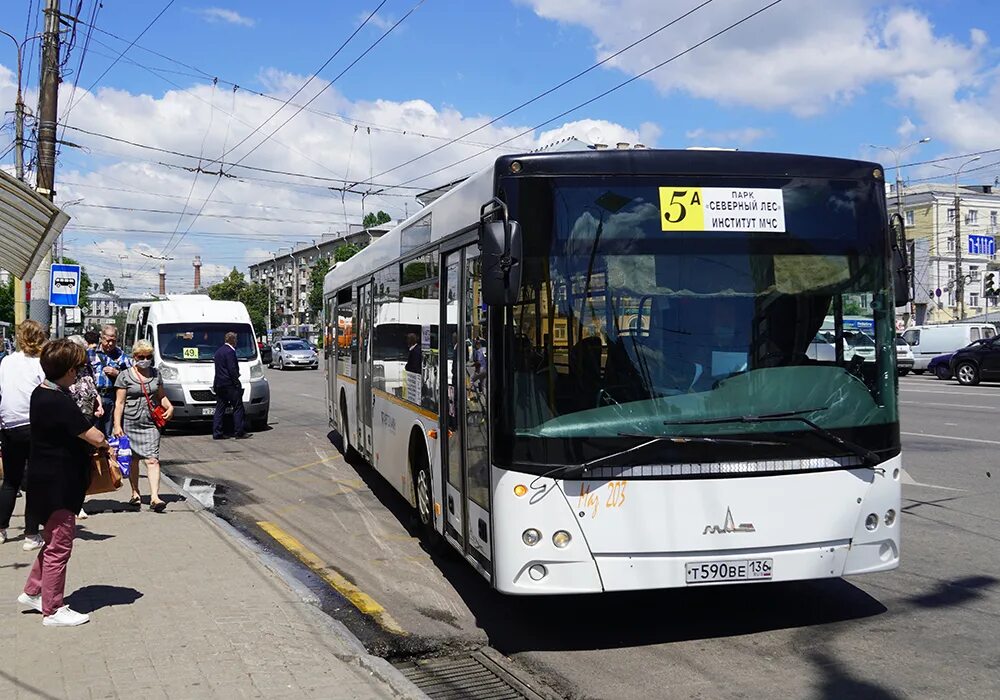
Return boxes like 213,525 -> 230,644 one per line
684,127 -> 769,147
521,1 -> 988,118
0,65 -> 650,294
360,12 -> 396,31
194,7 -> 256,27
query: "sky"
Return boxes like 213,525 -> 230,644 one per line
0,0 -> 998,294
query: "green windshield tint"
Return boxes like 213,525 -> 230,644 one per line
507,176 -> 897,445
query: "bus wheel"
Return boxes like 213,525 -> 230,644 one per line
339,394 -> 355,458
410,433 -> 438,545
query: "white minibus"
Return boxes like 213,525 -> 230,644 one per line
123,295 -> 270,429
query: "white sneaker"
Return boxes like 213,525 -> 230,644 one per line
78,509 -> 88,520
22,535 -> 43,551
0,529 -> 6,544
42,606 -> 89,627
17,592 -> 42,613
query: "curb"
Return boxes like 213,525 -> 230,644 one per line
160,472 -> 429,700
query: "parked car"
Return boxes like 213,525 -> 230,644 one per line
270,338 -> 318,370
927,352 -> 954,380
843,330 -> 876,362
806,332 -> 836,362
902,323 -> 997,374
895,336 -> 914,376
949,337 -> 1000,385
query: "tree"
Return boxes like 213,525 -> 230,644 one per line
0,275 -> 13,325
101,278 -> 115,293
308,257 -> 331,313
334,243 -> 361,262
207,268 -> 271,336
362,210 -> 391,228
111,311 -> 127,333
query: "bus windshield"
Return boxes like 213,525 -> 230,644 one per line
502,175 -> 898,469
157,323 -> 258,362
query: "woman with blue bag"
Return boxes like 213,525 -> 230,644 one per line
113,340 -> 173,512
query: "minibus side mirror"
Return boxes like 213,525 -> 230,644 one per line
480,217 -> 522,306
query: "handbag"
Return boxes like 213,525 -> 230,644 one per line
87,448 -> 122,495
140,374 -> 168,430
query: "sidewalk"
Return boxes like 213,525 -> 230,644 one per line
0,482 -> 424,699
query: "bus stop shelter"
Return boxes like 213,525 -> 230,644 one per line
0,168 -> 70,281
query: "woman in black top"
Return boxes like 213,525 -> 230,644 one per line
18,339 -> 113,627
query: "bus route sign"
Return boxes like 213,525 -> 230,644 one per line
659,187 -> 786,234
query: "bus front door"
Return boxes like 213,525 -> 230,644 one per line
357,281 -> 374,461
441,245 -> 492,578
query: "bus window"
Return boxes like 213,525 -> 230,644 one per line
336,289 -> 354,379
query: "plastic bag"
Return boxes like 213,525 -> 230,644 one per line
109,435 -> 132,478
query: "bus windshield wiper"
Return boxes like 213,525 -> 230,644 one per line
662,407 -> 880,468
526,433 -> 785,484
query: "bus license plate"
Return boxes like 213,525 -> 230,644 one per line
685,558 -> 773,585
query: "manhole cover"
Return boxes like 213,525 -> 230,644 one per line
394,649 -> 552,700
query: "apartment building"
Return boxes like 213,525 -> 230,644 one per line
891,181 -> 1000,325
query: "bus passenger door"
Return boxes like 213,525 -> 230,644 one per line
357,281 -> 374,461
440,245 -> 492,577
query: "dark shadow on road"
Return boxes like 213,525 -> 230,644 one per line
807,649 -> 904,699
328,431 -> 888,656
75,526 -> 114,541
908,574 -> 998,608
0,561 -> 30,570
66,584 -> 143,613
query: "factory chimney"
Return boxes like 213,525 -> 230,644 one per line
193,256 -> 202,290
159,266 -> 166,296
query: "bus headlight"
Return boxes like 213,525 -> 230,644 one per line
552,530 -> 571,548
865,513 -> 879,531
522,528 -> 541,546
159,363 -> 179,381
884,509 -> 897,527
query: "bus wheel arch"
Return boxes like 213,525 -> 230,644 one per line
408,427 -> 434,535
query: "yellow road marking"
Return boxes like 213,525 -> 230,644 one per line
256,520 -> 407,636
266,455 -> 338,479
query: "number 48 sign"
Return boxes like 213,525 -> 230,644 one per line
49,263 -> 81,307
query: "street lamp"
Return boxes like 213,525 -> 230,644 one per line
869,137 -> 931,218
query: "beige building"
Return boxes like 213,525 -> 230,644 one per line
891,181 -> 999,324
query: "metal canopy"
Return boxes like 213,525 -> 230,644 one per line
0,169 -> 70,279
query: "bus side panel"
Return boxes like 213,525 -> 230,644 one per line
370,392 -> 438,509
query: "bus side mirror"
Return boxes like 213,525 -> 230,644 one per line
481,220 -> 522,306
890,213 -> 910,308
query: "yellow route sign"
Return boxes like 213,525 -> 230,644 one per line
659,187 -> 785,233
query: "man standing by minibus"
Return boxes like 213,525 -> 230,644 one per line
90,324 -> 132,436
212,331 -> 251,440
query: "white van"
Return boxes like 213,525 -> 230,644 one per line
901,323 -> 997,373
123,295 -> 270,429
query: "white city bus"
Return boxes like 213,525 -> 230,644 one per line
324,147 -> 906,594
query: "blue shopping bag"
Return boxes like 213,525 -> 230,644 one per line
109,435 -> 132,478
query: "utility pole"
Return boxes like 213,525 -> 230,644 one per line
33,0 -> 61,334
952,156 -> 982,321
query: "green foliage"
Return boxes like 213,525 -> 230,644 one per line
308,257 -> 331,313
207,268 -> 272,334
362,210 -> 392,228
112,311 -> 127,334
101,278 -> 115,293
334,243 -> 361,262
0,275 -> 13,325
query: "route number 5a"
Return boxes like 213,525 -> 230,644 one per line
659,187 -> 704,232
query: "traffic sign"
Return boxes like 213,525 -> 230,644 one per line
49,263 -> 81,307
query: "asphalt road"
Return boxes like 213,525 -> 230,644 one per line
160,368 -> 1000,699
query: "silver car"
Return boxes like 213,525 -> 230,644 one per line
270,339 -> 318,370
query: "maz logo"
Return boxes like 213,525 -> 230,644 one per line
703,507 -> 756,534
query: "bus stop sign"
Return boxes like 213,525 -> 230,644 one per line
49,263 -> 81,307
